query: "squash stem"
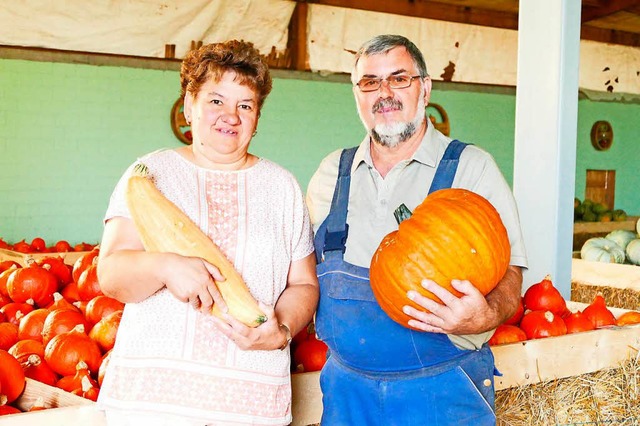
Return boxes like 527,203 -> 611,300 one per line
132,163 -> 149,177
394,203 -> 413,225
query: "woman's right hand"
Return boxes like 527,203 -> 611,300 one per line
162,254 -> 228,314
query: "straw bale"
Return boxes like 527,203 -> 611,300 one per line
496,351 -> 640,425
571,281 -> 640,310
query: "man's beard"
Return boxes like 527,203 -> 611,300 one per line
366,96 -> 426,148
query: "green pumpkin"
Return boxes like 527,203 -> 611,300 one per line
626,239 -> 640,266
605,230 -> 637,251
580,237 -> 626,264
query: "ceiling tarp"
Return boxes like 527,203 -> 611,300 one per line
2,1 -> 639,96
307,4 -> 640,96
0,0 -> 295,59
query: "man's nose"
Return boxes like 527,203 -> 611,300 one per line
378,79 -> 394,97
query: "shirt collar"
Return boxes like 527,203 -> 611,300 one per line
351,120 -> 440,174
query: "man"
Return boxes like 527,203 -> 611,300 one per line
306,34 -> 528,425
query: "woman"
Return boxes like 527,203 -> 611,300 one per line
97,40 -> 319,426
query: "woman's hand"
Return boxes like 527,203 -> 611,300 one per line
210,302 -> 286,351
162,254 -> 228,314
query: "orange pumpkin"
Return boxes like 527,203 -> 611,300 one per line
370,188 -> 511,328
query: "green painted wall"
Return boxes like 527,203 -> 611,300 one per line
1,58 -> 639,246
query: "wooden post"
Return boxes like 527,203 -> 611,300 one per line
164,44 -> 176,59
288,2 -> 308,71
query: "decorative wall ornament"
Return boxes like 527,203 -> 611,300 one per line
170,97 -> 192,145
427,103 -> 450,136
590,120 -> 613,151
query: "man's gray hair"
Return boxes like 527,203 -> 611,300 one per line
352,34 -> 429,83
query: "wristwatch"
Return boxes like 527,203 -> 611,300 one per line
279,323 -> 292,351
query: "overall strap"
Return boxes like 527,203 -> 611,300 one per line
428,139 -> 469,194
322,147 -> 358,258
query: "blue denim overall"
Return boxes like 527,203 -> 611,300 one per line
314,141 -> 496,425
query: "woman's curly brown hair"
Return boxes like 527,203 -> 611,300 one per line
180,40 -> 272,111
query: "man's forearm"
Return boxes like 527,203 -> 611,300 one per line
485,265 -> 523,328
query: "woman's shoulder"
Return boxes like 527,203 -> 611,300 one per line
136,148 -> 182,165
132,149 -> 192,176
254,158 -> 300,186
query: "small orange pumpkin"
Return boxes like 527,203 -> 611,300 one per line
370,188 -> 511,328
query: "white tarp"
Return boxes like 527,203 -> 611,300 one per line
1,1 -> 639,96
0,0 -> 295,59
307,4 -> 640,96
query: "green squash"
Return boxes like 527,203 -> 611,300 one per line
605,230 -> 637,251
626,239 -> 640,266
580,237 -> 626,264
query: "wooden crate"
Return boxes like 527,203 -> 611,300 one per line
493,301 -> 639,389
571,258 -> 640,309
288,301 -> 640,425
0,248 -> 91,267
573,216 -> 639,251
14,378 -> 95,411
0,406 -> 102,426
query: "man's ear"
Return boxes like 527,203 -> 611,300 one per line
422,76 -> 433,104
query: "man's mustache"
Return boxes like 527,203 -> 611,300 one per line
372,98 -> 403,113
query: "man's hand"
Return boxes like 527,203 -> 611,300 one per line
403,279 -> 498,335
402,266 -> 523,335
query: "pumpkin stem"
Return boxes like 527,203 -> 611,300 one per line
393,203 -> 413,225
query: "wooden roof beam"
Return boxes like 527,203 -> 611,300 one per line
581,0 -> 640,23
297,0 -> 519,30
581,25 -> 640,46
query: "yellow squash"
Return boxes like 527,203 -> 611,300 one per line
125,163 -> 267,327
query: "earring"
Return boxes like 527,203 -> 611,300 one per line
252,130 -> 258,137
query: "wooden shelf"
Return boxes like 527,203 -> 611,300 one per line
573,216 -> 638,250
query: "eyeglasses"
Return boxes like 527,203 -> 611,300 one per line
355,74 -> 421,92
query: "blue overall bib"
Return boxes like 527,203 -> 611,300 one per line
314,140 -> 496,425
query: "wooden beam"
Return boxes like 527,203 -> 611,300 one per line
299,0 -> 519,30
581,25 -> 640,46
288,2 -> 309,71
582,0 -> 606,7
581,0 -> 640,23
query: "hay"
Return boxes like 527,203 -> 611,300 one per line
496,349 -> 640,425
572,281 -> 640,311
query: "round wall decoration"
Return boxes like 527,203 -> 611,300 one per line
426,103 -> 450,136
590,120 -> 613,151
170,97 -> 192,145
